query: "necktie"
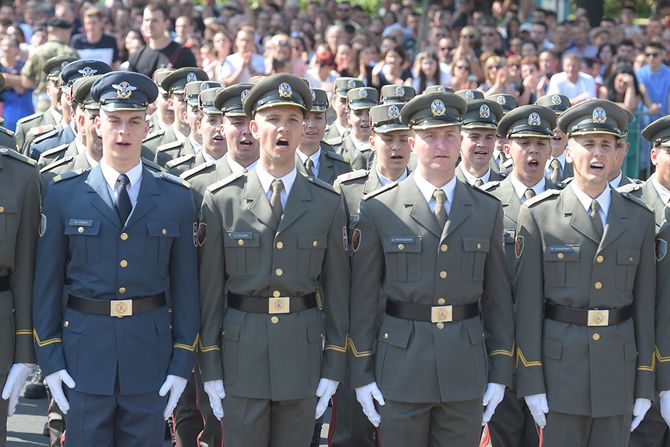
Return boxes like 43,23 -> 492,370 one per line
474,178 -> 484,187
433,189 -> 448,228
498,151 -> 506,165
270,179 -> 284,223
550,158 -> 562,184
524,188 -> 536,201
116,174 -> 132,223
590,200 -> 603,239
305,158 -> 315,177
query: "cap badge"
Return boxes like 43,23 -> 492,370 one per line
465,90 -> 475,100
347,79 -> 356,89
528,112 -> 541,126
186,72 -> 198,83
278,82 -> 293,98
436,86 -> 446,92
496,95 -> 506,105
78,66 -> 97,77
358,89 -> 368,99
388,105 -> 400,119
113,81 -> 137,99
394,86 -> 404,96
311,89 -> 316,100
551,95 -> 562,105
241,89 -> 250,102
592,107 -> 607,123
479,104 -> 491,119
431,99 -> 446,116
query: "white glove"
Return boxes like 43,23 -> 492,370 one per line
481,382 -> 505,426
355,382 -> 385,427
660,391 -> 670,428
315,378 -> 339,419
203,380 -> 225,421
524,393 -> 549,428
158,375 -> 188,421
631,398 -> 652,431
44,369 -> 76,415
1,363 -> 33,416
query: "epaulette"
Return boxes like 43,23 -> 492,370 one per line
157,140 -> 182,152
143,129 -> 165,141
502,158 -> 514,170
305,175 -> 338,194
165,153 -> 194,168
207,171 -> 246,193
524,189 -> 560,207
0,148 -> 37,166
32,128 -> 58,144
16,112 -> 42,125
181,162 -> 214,180
632,177 -> 644,185
323,136 -> 343,147
556,177 -> 574,188
39,143 -> 69,158
324,151 -> 347,163
336,169 -> 368,183
141,157 -> 164,172
320,141 -> 337,152
468,182 -> 499,200
53,169 -> 85,183
480,180 -> 500,191
160,171 -> 190,188
621,191 -> 652,211
40,155 -> 74,173
27,124 -> 56,137
363,181 -> 398,200
0,126 -> 15,137
616,182 -> 642,194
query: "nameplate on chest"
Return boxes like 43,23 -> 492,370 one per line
548,245 -> 574,254
68,219 -> 94,227
229,231 -> 253,240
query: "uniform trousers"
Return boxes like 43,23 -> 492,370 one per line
543,411 -> 632,447
0,372 -> 7,447
487,386 -> 539,447
330,377 -> 376,447
173,369 -> 222,447
629,401 -> 670,447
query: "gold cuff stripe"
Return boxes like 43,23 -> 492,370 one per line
490,349 -> 514,357
33,330 -> 61,347
516,347 -> 542,367
325,344 -> 347,353
174,334 -> 200,352
199,337 -> 221,352
348,338 -> 372,358
16,329 -> 33,335
656,346 -> 670,363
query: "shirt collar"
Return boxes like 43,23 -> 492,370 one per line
75,139 -> 86,155
510,175 -> 546,201
652,175 -> 670,205
225,154 -> 257,174
547,151 -> 566,169
50,107 -> 63,124
189,136 -> 201,153
85,151 -> 99,168
334,121 -> 348,136
255,165 -> 297,197
173,126 -> 187,144
100,159 -> 143,192
413,172 -> 457,209
297,148 -> 321,167
203,151 -> 224,165
571,182 -> 611,217
609,170 -> 623,188
376,166 -> 408,186
351,135 -> 371,151
461,166 -> 491,185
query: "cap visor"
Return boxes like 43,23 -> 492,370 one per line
374,124 -> 410,134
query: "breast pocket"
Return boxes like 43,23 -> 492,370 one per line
64,220 -> 101,263
223,231 -> 260,276
145,222 -> 180,263
615,249 -> 640,291
543,245 -> 581,288
298,234 -> 328,277
461,237 -> 490,281
0,202 -> 18,241
383,237 -> 422,282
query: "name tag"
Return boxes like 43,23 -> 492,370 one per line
68,219 -> 94,227
391,237 -> 416,244
229,231 -> 253,240
549,245 -> 574,254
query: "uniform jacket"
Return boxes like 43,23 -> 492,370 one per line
155,137 -> 195,168
143,125 -> 178,154
37,141 -> 77,170
323,124 -> 346,150
33,165 -> 199,395
16,108 -> 59,155
296,147 -> 352,185
29,125 -> 75,161
348,175 -> 515,403
166,151 -> 206,177
455,164 -> 506,186
514,185 -> 656,417
341,133 -> 375,171
181,158 -> 235,213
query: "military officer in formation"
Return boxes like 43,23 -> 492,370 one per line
536,93 -> 574,184
341,87 -> 379,171
487,93 -> 518,174
323,77 -> 364,149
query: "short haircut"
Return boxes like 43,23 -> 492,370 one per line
83,6 -> 105,21
145,1 -> 169,21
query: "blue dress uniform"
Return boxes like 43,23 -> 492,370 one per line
32,72 -> 199,447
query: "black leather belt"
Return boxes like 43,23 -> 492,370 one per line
545,302 -> 632,327
386,299 -> 479,323
228,292 -> 317,314
68,293 -> 166,318
0,275 -> 9,292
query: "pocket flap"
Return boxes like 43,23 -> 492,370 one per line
65,220 -> 100,236
624,341 -> 637,361
383,237 -> 422,253
222,322 -> 241,341
63,312 -> 87,334
377,320 -> 412,348
224,231 -> 260,247
543,338 -> 562,360
147,222 -> 180,237
466,324 -> 486,345
617,249 -> 640,266
298,234 -> 328,249
543,245 -> 580,262
463,237 -> 490,253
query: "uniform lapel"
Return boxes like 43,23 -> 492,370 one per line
563,186 -> 601,244
363,168 -> 383,195
405,177 -> 442,238
85,165 -> 122,228
295,152 -> 308,176
245,170 -> 278,229
443,181 -> 472,239
598,190 -> 627,252
500,179 -> 520,225
318,151 -> 335,184
125,169 -> 158,228
454,165 -> 467,183
643,181 -> 668,230
277,174 -> 310,234
73,152 -> 91,170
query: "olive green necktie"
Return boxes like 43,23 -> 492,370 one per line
474,178 -> 484,187
524,188 -> 536,201
305,157 -> 315,177
270,179 -> 284,223
550,158 -> 562,184
590,200 -> 603,239
433,189 -> 448,228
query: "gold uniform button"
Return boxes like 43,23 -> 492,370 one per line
63,321 -> 69,328
271,316 -> 279,324
118,287 -> 127,294
557,253 -> 565,260
276,241 -> 284,249
592,333 -> 601,341
237,239 -> 245,246
440,244 -> 448,252
273,290 -> 281,298
0,206 -> 5,213
594,281 -> 603,290
312,240 -> 319,247
120,232 -> 129,241
78,227 -> 84,233
398,244 -> 405,250
476,243 -> 481,250
162,228 -> 168,236
596,255 -> 604,263
383,333 -> 389,339
439,271 -> 448,279
437,298 -> 446,305
436,322 -> 445,329
275,268 -> 283,276
120,260 -> 128,268
629,256 -> 635,263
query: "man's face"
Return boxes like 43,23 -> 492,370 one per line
481,26 -> 496,48
85,109 -> 103,159
223,114 -> 258,166
563,57 -> 580,81
250,105 -> 305,164
505,137 -> 551,185
652,145 -> 670,189
196,113 -> 225,158
438,37 -> 454,63
333,95 -> 349,125
531,24 -> 546,44
572,25 -> 586,46
617,44 -> 634,64
186,104 -> 200,136
370,129 -> 411,173
175,17 -> 192,38
83,15 -> 102,35
646,46 -> 665,70
550,126 -> 567,157
47,80 -> 60,107
156,94 -> 174,124
235,30 -> 254,53
95,109 -> 149,167
611,136 -> 630,178
169,92 -> 188,126
460,128 -> 497,172
553,25 -> 569,46
409,126 -> 462,176
303,111 -> 327,147
566,134 -> 617,186
348,108 -> 371,140
142,7 -> 168,40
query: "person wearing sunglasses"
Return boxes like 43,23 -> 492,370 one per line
635,42 -> 670,121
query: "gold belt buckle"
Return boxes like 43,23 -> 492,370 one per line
110,300 -> 133,318
587,309 -> 609,327
431,305 -> 453,323
269,297 -> 290,314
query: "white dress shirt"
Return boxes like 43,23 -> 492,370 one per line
226,154 -> 257,175
376,167 -> 408,186
413,173 -> 458,215
571,183 -> 611,228
297,148 -> 321,178
461,167 -> 491,186
100,160 -> 143,208
653,175 -> 670,205
510,175 -> 546,203
256,166 -> 297,209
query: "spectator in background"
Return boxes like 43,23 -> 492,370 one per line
550,22 -> 572,54
437,36 -> 456,68
304,44 -> 338,91
636,41 -> 670,118
70,7 -> 121,69
174,15 -> 194,45
334,43 -> 351,75
203,30 -> 233,82
599,64 -> 641,114
564,21 -> 598,59
221,25 -> 266,85
119,29 -> 143,69
531,21 -> 554,50
0,35 -> 33,131
372,45 -> 412,87
597,43 -> 616,78
449,57 -> 473,90
412,50 -> 447,93
342,41 -> 376,85
617,39 -> 637,65
547,53 -> 596,104
480,55 -> 505,92
288,34 -> 309,78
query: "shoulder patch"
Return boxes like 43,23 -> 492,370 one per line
157,140 -> 183,152
16,112 -> 42,125
143,129 -> 165,141
363,181 -> 398,200
53,168 -> 85,183
39,143 -> 69,158
616,182 -> 641,194
0,126 -> 15,138
502,158 -> 514,169
337,169 -> 369,183
621,191 -> 653,211
165,153 -> 195,168
40,155 -> 74,173
468,182 -> 500,200
556,177 -> 574,188
207,171 -> 246,193
632,177 -> 644,184
160,171 -> 190,188
0,148 -> 37,166
141,157 -> 164,173
480,180 -> 501,191
305,175 -> 339,194
324,150 -> 347,163
181,162 -> 215,180
524,188 -> 561,207
32,129 -> 58,144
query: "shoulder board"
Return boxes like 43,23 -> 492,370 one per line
323,136 -> 343,146
324,151 -> 346,163
616,182 -> 641,194
28,124 -> 56,137
621,191 -> 651,210
363,182 -> 398,200
141,157 -> 164,172
337,169 -> 368,183
556,176 -> 574,188
16,112 -> 42,125
524,188 -> 561,207
502,158 -> 514,169
207,171 -> 246,193
52,169 -> 85,183
40,143 -> 69,158
0,126 -> 15,137
181,162 -> 214,180
0,148 -> 37,166
165,153 -> 195,168
468,182 -> 499,200
40,155 -> 74,173
320,141 -> 336,152
480,180 -> 500,191
160,171 -> 190,188
305,175 -> 338,194
143,129 -> 165,141
157,140 -> 183,152
632,177 -> 644,185
32,129 -> 58,144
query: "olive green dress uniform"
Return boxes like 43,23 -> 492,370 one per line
349,93 -> 515,447
487,94 -> 518,175
536,94 -> 574,183
423,85 -> 454,94
515,101 -> 656,447
148,68 -> 175,137
380,85 -> 415,104
341,87 -> 378,171
0,149 -> 40,447
323,78 -> 364,149
198,74 -> 350,446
